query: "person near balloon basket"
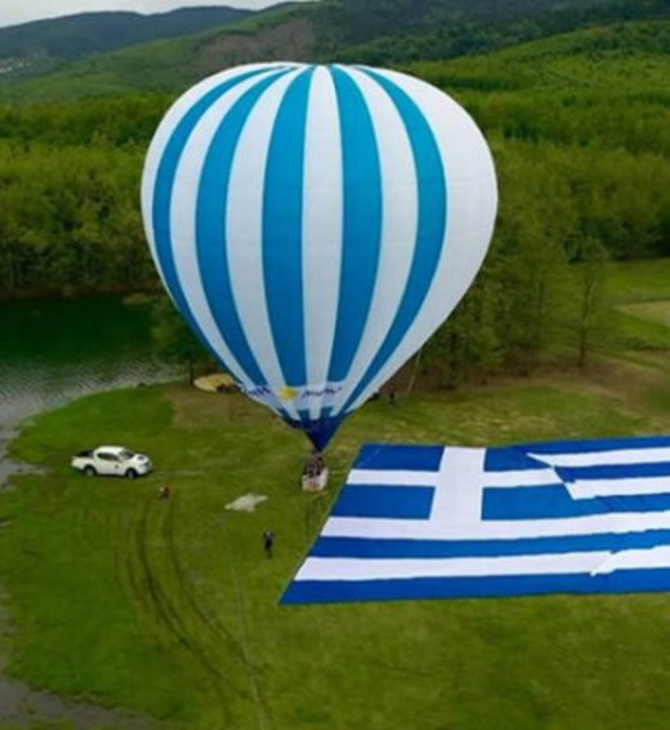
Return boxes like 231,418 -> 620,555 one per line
302,452 -> 329,492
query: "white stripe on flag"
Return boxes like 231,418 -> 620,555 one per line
347,469 -> 439,487
296,545 -> 670,582
566,476 -> 670,499
295,551 -> 605,581
322,509 -> 670,541
528,447 -> 670,468
483,469 -> 560,488
348,465 -> 560,488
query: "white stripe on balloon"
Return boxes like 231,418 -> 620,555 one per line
226,68 -> 305,423
170,68 -> 285,395
346,67 -> 497,413
301,66 -> 345,421
142,64 -> 286,289
328,65 -> 418,416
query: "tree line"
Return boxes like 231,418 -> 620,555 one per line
1,32 -> 669,378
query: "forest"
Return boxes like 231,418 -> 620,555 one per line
1,19 -> 669,379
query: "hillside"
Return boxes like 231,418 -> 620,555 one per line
3,0 -> 670,101
413,20 -> 670,157
0,6 -> 252,84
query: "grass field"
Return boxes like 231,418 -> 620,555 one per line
2,355 -> 670,729
0,259 -> 669,729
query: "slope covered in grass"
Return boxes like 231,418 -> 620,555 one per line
3,0 -> 670,101
0,6 -> 252,83
2,333 -> 670,727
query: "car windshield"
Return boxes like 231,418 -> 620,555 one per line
119,449 -> 135,460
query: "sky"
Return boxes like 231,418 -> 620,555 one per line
0,1 -> 307,29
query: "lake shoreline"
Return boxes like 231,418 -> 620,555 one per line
0,281 -> 160,304
0,426 -> 41,490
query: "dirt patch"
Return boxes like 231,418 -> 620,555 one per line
0,666 -> 154,729
0,428 -> 44,490
164,382 -> 279,434
0,590 -> 152,728
619,301 -> 670,328
193,16 -> 317,76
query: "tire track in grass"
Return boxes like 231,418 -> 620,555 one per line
163,495 -> 274,729
221,517 -> 272,730
137,496 -> 246,699
163,497 -> 245,661
126,494 -> 251,726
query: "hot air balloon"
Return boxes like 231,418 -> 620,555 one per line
141,63 -> 497,450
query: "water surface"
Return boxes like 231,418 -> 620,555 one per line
0,295 -> 175,428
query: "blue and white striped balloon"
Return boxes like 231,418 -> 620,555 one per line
142,63 -> 497,449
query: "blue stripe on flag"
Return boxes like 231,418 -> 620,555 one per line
340,68 -> 448,414
354,444 -> 444,471
196,71 -> 289,388
483,485 -> 670,520
281,569 -> 670,604
327,66 -> 382,383
281,573 -> 595,604
332,485 -> 434,519
485,448 -> 549,472
311,529 -> 670,559
152,66 -> 277,375
263,68 -> 315,388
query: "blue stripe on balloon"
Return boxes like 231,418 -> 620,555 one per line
339,68 -> 447,415
263,67 -> 315,389
152,66 -> 279,381
326,66 -> 383,384
197,70 -> 293,392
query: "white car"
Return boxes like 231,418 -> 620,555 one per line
72,446 -> 152,479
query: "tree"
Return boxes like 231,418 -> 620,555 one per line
572,237 -> 610,367
150,295 -> 211,383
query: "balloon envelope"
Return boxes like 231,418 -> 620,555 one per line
142,63 -> 497,449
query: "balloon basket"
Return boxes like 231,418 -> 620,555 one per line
302,467 -> 329,493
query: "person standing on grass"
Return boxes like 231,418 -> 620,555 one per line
388,382 -> 396,405
263,530 -> 275,559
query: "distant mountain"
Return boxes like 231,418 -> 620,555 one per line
0,6 -> 253,82
3,0 -> 670,101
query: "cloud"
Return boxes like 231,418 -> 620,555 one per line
0,0 -> 300,29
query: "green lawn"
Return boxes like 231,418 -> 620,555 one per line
607,259 -> 670,304
619,301 -> 670,328
597,258 -> 670,352
3,358 -> 670,728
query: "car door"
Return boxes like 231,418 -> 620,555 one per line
96,451 -> 117,476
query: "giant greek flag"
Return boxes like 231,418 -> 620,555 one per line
282,436 -> 670,604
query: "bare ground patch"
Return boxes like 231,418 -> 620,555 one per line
193,16 -> 316,77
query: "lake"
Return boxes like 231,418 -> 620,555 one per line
0,295 -> 176,429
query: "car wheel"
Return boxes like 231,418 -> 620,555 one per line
126,468 -> 138,480
84,465 -> 96,477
